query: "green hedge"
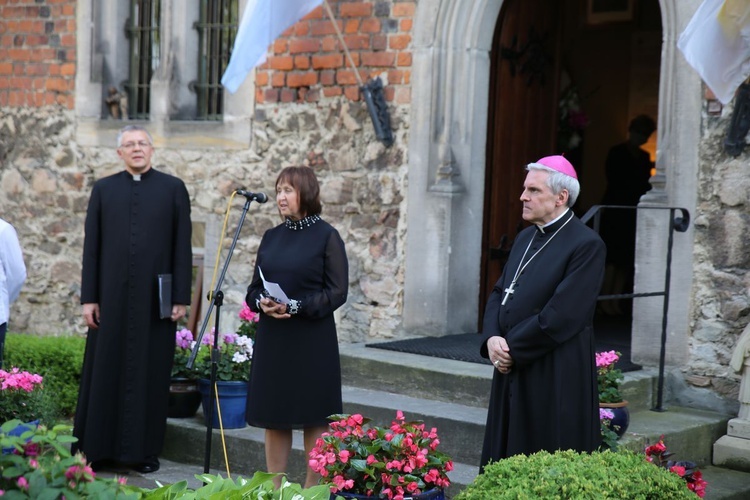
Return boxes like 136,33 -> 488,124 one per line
456,449 -> 697,499
4,333 -> 85,419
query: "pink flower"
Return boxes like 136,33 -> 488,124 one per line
175,328 -> 194,349
117,476 -> 128,485
596,350 -> 620,368
239,302 -> 259,322
16,477 -> 28,491
599,408 -> 614,421
339,449 -> 351,463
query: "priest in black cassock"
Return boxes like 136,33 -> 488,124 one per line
479,155 -> 606,468
73,125 -> 192,474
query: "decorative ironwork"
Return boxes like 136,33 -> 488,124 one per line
125,0 -> 161,120
193,0 -> 239,120
500,27 -> 551,87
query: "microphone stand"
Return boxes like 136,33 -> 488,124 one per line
187,194 -> 260,474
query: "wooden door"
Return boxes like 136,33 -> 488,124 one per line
479,0 -> 563,324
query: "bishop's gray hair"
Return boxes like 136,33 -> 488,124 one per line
526,163 -> 580,207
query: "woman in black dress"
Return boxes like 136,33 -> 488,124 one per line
245,166 -> 348,487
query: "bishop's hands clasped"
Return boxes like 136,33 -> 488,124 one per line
487,335 -> 513,374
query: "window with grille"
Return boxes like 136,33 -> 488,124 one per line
194,0 -> 239,120
125,0 -> 161,120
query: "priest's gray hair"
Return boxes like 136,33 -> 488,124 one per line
526,163 -> 580,207
116,125 -> 154,147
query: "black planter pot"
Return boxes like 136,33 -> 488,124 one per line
168,378 -> 201,418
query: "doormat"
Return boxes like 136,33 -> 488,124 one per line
367,316 -> 640,373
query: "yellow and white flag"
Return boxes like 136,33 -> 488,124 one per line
221,0 -> 323,93
678,0 -> 750,104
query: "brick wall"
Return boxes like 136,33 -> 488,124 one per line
255,0 -> 414,104
0,0 -> 77,109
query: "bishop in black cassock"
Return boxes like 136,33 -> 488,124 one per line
73,126 -> 192,472
479,155 -> 605,467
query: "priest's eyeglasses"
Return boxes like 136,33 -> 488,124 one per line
120,141 -> 152,150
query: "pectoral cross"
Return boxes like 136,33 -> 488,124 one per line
502,281 -> 516,306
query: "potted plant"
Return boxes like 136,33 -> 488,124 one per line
169,328 -> 202,418
194,306 -> 256,429
645,435 -> 708,498
0,367 -> 59,434
596,350 -> 628,437
309,411 -> 453,500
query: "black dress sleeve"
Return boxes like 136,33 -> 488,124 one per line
297,229 -> 348,319
81,183 -> 102,304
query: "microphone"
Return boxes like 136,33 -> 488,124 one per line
236,189 -> 268,203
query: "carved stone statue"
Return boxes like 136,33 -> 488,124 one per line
105,87 -> 129,120
730,324 -> 750,420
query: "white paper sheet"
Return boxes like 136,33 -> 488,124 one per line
259,267 -> 290,304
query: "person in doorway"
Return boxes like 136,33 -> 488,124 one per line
245,166 -> 348,488
479,155 -> 606,467
599,114 -> 657,315
0,217 -> 27,368
73,125 -> 192,474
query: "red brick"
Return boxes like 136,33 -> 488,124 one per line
48,64 -> 59,75
273,39 -> 287,54
264,88 -> 280,102
322,36 -> 338,52
289,38 -> 320,54
383,85 -> 395,102
372,34 -> 387,51
403,70 -> 411,84
397,52 -> 412,67
269,56 -> 294,70
389,34 -> 411,50
320,70 -> 335,86
255,71 -> 269,87
25,34 -> 48,45
287,71 -> 318,88
344,86 -> 360,101
294,55 -> 310,70
24,62 -> 46,76
336,69 -> 359,85
400,19 -> 413,32
310,20 -> 340,36
344,19 -> 360,34
387,69 -> 403,84
60,62 -> 74,76
343,34 -> 369,50
271,72 -> 286,87
323,87 -> 342,97
255,88 -> 265,103
60,33 -> 75,47
341,3 -> 372,18
294,22 -> 309,36
0,62 -> 10,75
361,52 -> 395,67
45,77 -> 68,91
281,26 -> 294,37
312,54 -> 343,70
304,88 -> 320,102
280,88 -> 296,103
361,18 -> 380,33
61,4 -> 74,16
393,2 -> 415,17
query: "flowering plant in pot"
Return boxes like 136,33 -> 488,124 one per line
309,411 -> 453,500
645,435 -> 708,498
596,350 -> 624,404
0,367 -> 59,427
172,327 -> 198,380
194,327 -> 254,382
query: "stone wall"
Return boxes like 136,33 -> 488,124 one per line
1,96 -> 410,342
689,97 -> 750,402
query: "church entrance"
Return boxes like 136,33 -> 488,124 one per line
479,0 -> 663,354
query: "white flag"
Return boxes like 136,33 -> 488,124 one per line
678,0 -> 750,104
221,0 -> 323,93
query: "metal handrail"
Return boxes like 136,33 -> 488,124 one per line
581,204 -> 690,412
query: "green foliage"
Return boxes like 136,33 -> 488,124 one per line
5,333 -> 85,418
143,472 -> 330,499
0,420 -> 140,499
456,450 -> 697,500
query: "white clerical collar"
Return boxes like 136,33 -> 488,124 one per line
538,208 -> 570,234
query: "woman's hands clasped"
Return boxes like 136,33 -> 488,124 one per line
260,296 -> 291,319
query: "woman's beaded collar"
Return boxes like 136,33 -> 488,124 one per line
284,214 -> 321,231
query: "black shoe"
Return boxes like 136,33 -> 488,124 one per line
133,457 -> 160,473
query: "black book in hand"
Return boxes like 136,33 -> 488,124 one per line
158,274 -> 172,319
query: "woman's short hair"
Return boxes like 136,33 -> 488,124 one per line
276,166 -> 322,216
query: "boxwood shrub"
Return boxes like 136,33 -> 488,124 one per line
456,449 -> 697,499
4,333 -> 85,418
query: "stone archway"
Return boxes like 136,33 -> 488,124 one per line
402,0 -> 701,367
